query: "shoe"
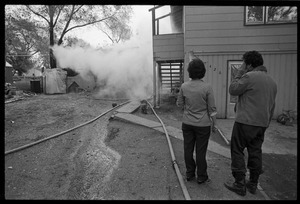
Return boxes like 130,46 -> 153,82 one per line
197,177 -> 211,184
224,180 -> 246,196
186,175 -> 195,181
246,181 -> 257,194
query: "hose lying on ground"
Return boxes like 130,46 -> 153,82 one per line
146,100 -> 191,200
5,100 -> 131,156
215,126 -> 230,145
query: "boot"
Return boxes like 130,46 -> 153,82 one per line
246,173 -> 259,194
224,176 -> 246,196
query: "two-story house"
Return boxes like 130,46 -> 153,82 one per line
149,5 -> 297,119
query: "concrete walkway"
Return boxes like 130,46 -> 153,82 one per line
114,101 -> 230,159
209,119 -> 297,156
115,112 -> 231,158
115,101 -> 297,157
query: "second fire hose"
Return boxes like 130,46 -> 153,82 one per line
146,100 -> 191,200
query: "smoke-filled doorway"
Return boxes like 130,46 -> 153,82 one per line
157,60 -> 184,105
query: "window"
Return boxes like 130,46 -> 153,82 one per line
266,6 -> 297,23
245,6 -> 297,25
150,5 -> 183,35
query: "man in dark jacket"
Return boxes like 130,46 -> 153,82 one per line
224,51 -> 277,196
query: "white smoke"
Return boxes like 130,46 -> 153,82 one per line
52,6 -> 153,100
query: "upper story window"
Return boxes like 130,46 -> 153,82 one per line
149,5 -> 183,35
245,6 -> 297,25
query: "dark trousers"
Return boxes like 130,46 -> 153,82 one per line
182,123 -> 210,180
230,122 -> 266,179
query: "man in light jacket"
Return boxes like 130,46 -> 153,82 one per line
224,51 -> 277,196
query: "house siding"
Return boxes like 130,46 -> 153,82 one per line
189,52 -> 297,119
183,6 -> 297,119
153,34 -> 184,61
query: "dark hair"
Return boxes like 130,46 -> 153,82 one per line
187,58 -> 206,79
242,51 -> 264,68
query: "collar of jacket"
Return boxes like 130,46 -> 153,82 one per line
251,65 -> 267,73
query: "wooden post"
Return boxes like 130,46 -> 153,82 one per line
153,60 -> 157,107
152,10 -> 155,36
157,63 -> 161,107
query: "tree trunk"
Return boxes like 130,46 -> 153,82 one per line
58,38 -> 63,45
49,6 -> 56,68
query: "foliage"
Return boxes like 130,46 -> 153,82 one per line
98,6 -> 133,44
63,36 -> 91,48
5,5 -> 50,74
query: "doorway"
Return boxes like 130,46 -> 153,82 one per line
226,60 -> 243,118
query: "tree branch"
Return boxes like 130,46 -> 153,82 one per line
59,6 -> 118,45
31,50 -> 40,56
100,28 -> 115,43
18,31 -> 34,52
57,5 -> 76,44
65,15 -> 115,33
26,5 -> 50,24
53,5 -> 65,27
73,5 -> 84,15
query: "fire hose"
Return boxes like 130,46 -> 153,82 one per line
146,100 -> 191,200
5,98 -> 190,199
4,100 -> 131,156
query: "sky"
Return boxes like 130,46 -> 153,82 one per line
73,5 -> 153,47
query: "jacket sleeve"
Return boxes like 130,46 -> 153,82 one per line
207,85 -> 217,117
176,86 -> 184,108
229,71 -> 250,96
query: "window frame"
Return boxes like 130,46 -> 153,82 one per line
244,6 -> 297,26
265,6 -> 298,24
244,6 -> 265,26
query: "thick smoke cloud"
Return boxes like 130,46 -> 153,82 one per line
52,7 -> 153,100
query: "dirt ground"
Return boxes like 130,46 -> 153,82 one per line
4,91 -> 121,199
4,92 -> 297,200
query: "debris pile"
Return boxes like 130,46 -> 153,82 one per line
5,83 -> 36,104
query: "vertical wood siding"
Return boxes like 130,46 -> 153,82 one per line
191,52 -> 297,119
263,53 -> 297,117
196,54 -> 243,118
